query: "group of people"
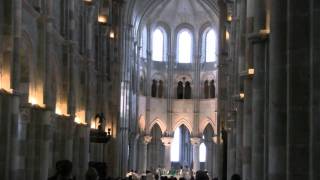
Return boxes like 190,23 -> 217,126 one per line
48,160 -> 99,180
126,167 -> 242,180
48,160 -> 241,180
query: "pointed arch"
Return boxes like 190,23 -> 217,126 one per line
148,118 -> 167,134
173,118 -> 193,134
200,118 -> 216,134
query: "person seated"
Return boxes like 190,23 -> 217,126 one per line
230,174 -> 241,180
195,170 -> 209,180
48,160 -> 75,180
86,167 -> 99,180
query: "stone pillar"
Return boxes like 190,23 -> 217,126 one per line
128,135 -> 138,171
268,0 -> 287,179
52,115 -> 75,167
248,0 -> 268,180
287,1 -> 311,179
26,106 -> 51,180
73,124 -> 90,180
161,137 -> 173,170
141,136 -> 152,173
191,137 -> 201,172
205,140 -> 214,178
311,1 -> 320,180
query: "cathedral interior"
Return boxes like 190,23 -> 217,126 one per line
0,0 -> 319,180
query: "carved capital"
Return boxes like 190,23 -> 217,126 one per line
190,137 -> 202,146
143,135 -> 152,144
161,137 -> 173,147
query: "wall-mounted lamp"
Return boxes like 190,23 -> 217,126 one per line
98,15 -> 108,25
83,0 -> 93,5
248,68 -> 255,75
226,31 -> 230,40
227,15 -> 232,22
239,92 -> 245,99
109,30 -> 115,39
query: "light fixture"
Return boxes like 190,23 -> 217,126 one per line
83,0 -> 93,5
259,29 -> 270,35
98,15 -> 108,24
226,31 -> 230,40
227,15 -> 232,22
109,30 -> 115,39
248,68 -> 255,75
30,97 -> 37,105
239,92 -> 245,99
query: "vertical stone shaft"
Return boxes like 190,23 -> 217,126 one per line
243,0 -> 254,179
249,0 -> 267,180
191,137 -> 201,172
287,1 -> 311,179
311,1 -> 320,179
268,0 -> 287,179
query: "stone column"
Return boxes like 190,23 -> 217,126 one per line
311,1 -> 320,179
287,1 -> 311,179
161,137 -> 173,170
73,124 -> 90,180
26,106 -> 51,180
205,140 -> 214,178
191,137 -> 201,172
268,0 -> 287,179
141,136 -> 152,173
247,0 -> 268,180
128,135 -> 138,172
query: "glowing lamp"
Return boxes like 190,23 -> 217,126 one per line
98,15 -> 107,24
239,93 -> 245,99
248,68 -> 255,75
109,31 -> 115,39
30,97 -> 37,105
227,15 -> 232,22
83,0 -> 93,5
226,31 -> 230,40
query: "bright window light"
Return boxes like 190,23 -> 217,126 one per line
152,28 -> 164,61
171,127 -> 181,162
178,30 -> 192,63
206,29 -> 217,62
199,142 -> 206,162
140,27 -> 147,58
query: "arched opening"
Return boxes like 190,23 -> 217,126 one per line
210,80 -> 216,98
171,125 -> 192,169
205,29 -> 218,62
203,124 -> 215,174
177,81 -> 184,99
184,81 -> 192,99
152,28 -> 164,61
204,80 -> 209,98
147,124 -> 164,170
177,29 -> 192,63
151,79 -> 157,97
158,80 -> 164,98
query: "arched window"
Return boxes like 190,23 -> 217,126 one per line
205,29 -> 217,62
151,80 -> 157,97
152,28 -> 164,61
204,80 -> 209,98
171,127 -> 181,162
177,81 -> 184,99
184,81 -> 192,99
158,80 -> 163,98
210,80 -> 216,98
199,142 -> 207,162
140,27 -> 147,58
177,29 -> 192,63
